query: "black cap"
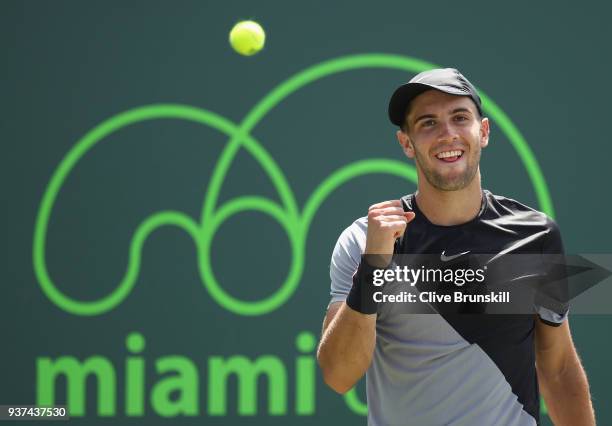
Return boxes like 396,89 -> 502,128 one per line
388,68 -> 483,127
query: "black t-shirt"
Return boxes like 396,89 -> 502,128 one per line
392,190 -> 567,423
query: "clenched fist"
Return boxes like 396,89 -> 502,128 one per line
365,200 -> 416,262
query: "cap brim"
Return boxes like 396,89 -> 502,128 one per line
388,82 -> 469,127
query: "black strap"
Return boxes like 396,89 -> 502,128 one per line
394,195 -> 412,254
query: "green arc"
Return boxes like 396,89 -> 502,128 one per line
33,53 -> 554,316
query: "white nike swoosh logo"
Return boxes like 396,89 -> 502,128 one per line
440,250 -> 470,262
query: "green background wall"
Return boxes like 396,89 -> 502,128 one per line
2,1 -> 610,424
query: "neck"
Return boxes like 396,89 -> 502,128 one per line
415,169 -> 483,226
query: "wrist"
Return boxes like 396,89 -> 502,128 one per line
346,256 -> 390,314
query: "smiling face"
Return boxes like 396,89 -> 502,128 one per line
396,90 -> 490,191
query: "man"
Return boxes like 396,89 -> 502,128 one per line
316,68 -> 595,425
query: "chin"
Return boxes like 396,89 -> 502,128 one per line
435,182 -> 467,192
429,172 -> 473,191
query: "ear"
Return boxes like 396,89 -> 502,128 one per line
479,117 -> 490,148
396,129 -> 415,159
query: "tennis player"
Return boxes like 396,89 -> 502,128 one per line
317,68 -> 595,425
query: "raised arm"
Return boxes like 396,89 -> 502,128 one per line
317,200 -> 415,394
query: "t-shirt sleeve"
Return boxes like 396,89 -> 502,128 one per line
536,218 -> 570,327
328,218 -> 367,308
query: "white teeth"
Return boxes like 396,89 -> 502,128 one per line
436,150 -> 463,159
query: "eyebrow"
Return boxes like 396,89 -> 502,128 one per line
412,107 -> 473,126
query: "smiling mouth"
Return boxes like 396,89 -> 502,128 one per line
435,149 -> 464,163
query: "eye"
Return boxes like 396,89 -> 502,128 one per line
423,119 -> 436,127
454,115 -> 469,122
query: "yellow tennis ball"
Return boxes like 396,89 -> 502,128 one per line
229,20 -> 266,56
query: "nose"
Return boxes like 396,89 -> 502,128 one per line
437,120 -> 459,144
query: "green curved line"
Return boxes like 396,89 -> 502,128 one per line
210,196 -> 293,231
33,105 -> 300,316
302,159 -> 417,234
33,53 -> 554,317
241,54 -> 436,132
36,210 -> 200,316
199,54 -> 434,229
200,130 -> 300,229
198,195 -> 303,315
344,388 -> 368,416
239,53 -> 553,217
479,94 -> 554,216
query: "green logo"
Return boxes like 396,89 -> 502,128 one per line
36,331 -> 318,417
33,53 -> 554,317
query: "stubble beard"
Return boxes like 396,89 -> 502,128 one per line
414,146 -> 481,191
